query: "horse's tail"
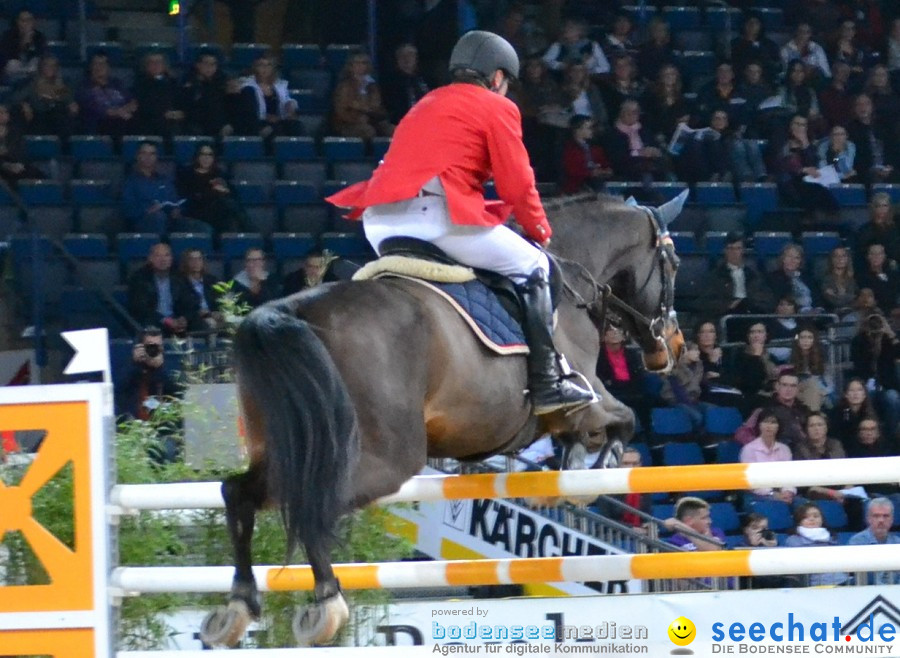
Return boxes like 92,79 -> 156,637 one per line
233,303 -> 359,558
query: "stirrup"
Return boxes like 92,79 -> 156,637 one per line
531,375 -> 599,416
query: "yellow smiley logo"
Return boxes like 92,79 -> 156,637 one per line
668,617 -> 696,646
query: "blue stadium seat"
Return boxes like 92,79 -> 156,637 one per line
232,182 -> 271,205
662,442 -> 704,466
801,231 -> 841,256
324,44 -> 356,72
282,161 -> 328,190
331,161 -> 375,185
25,135 -> 60,160
281,206 -> 330,234
829,184 -> 866,206
695,182 -> 737,205
229,42 -> 270,71
46,40 -> 73,62
322,137 -> 366,162
173,136 -> 215,164
749,499 -> 793,531
296,113 -> 326,137
709,502 -> 740,533
755,7 -> 784,31
77,160 -> 124,190
724,534 -> 746,549
134,41 -> 177,65
322,179 -> 347,197
815,500 -> 848,530
739,183 -> 778,225
274,137 -> 316,162
291,89 -> 321,113
243,205 -> 278,237
231,161 -> 277,185
70,179 -> 115,206
674,29 -> 713,52
70,135 -> 115,161
672,254 -> 709,306
63,233 -> 108,258
223,136 -> 265,160
705,6 -> 743,30
670,232 -> 697,254
651,181 -> 690,202
78,206 -> 122,236
715,440 -> 742,464
651,407 -> 693,439
372,136 -> 392,161
320,231 -> 371,257
676,51 -> 716,80
117,233 -> 159,264
271,232 -> 317,260
872,184 -> 900,203
705,231 -> 728,255
705,406 -> 743,437
75,257 -> 120,294
121,135 -> 163,162
19,181 -> 63,205
274,181 -> 319,206
220,233 -> 265,261
281,43 -> 324,69
752,231 -> 792,258
184,42 -> 225,65
651,503 -> 675,522
86,41 -> 124,65
169,232 -> 213,258
662,6 -> 701,29
629,442 -> 653,467
27,205 -> 72,240
621,5 -> 657,23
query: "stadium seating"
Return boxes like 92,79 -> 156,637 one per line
662,442 -> 704,466
749,499 -> 793,532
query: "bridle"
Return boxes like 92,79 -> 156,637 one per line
553,205 -> 681,367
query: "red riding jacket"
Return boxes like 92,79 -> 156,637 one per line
325,83 -> 551,243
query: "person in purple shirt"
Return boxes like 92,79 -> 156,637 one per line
665,497 -> 727,551
77,52 -> 136,136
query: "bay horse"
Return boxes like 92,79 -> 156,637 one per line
200,193 -> 685,647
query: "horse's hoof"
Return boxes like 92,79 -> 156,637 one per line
200,599 -> 253,648
292,591 -> 350,646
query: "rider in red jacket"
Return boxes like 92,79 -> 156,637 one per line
327,31 -> 594,415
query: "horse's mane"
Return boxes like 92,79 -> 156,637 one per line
541,192 -> 627,216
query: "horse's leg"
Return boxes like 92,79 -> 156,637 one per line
292,539 -> 349,646
200,463 -> 267,648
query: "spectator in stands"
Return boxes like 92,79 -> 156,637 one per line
816,125 -> 857,183
678,110 -> 767,184
591,447 -> 652,530
0,102 -> 43,188
791,326 -> 833,411
706,232 -> 774,317
330,51 -> 394,140
775,117 -> 839,220
235,54 -> 304,141
542,18 -> 610,78
831,378 -> 879,447
849,310 -> 900,436
788,0 -> 841,46
731,321 -> 779,412
765,369 -> 811,447
780,23 -> 831,82
179,248 -> 223,332
842,0 -> 885,52
560,62 -> 608,128
736,513 -> 778,549
740,410 -> 795,503
889,19 -> 900,88
126,243 -> 200,337
661,341 -> 712,433
560,115 -> 612,194
596,324 -> 649,430
513,56 -> 567,182
847,94 -> 896,185
133,51 -> 184,141
784,503 -> 850,586
768,244 -> 818,313
15,54 -> 77,139
819,62 -> 855,131
77,52 -> 137,137
176,144 -> 244,235
694,320 -> 732,398
641,64 -> 693,148
696,63 -> 746,132
604,99 -> 667,186
600,55 -> 642,121
636,18 -> 676,83
767,295 -> 800,350
731,15 -> 782,85
282,248 -> 335,296
857,243 -> 900,313
848,498 -> 900,584
121,141 -> 188,234
831,20 -> 869,92
777,60 -> 826,138
603,14 -> 635,59
846,416 -> 897,459
230,247 -> 279,309
737,62 -> 774,139
181,51 -> 233,138
795,411 -> 846,461
821,246 -> 859,315
0,10 -> 45,88
382,43 -> 430,125
856,193 -> 900,265
494,5 -> 545,60
665,497 -> 726,551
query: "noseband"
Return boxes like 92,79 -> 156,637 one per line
556,205 -> 680,360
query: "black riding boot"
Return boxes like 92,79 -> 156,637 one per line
519,270 -> 596,415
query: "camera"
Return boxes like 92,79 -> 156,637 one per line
761,530 -> 776,541
143,343 -> 161,358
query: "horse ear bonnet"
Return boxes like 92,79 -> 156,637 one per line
449,30 -> 520,80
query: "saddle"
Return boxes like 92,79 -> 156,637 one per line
352,237 -> 562,356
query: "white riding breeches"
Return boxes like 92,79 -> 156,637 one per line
361,195 -> 549,282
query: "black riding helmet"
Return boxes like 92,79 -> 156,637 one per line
448,30 -> 519,82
